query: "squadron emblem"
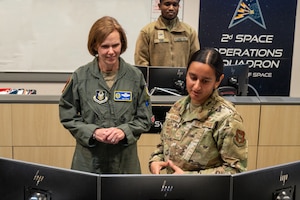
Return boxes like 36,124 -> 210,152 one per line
229,0 -> 266,29
93,90 -> 108,104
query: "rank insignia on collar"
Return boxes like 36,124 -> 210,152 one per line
93,90 -> 108,104
114,91 -> 132,102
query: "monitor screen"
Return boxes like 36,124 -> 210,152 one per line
148,67 -> 187,96
135,65 -> 149,86
0,157 -> 99,200
219,64 -> 249,96
232,161 -> 300,200
99,174 -> 231,200
148,105 -> 171,133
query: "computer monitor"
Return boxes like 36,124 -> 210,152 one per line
148,67 -> 187,96
135,65 -> 149,86
232,161 -> 300,200
0,157 -> 99,200
218,64 -> 249,96
98,174 -> 231,200
148,105 -> 171,133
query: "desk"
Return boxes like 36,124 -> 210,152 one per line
1,95 -> 300,173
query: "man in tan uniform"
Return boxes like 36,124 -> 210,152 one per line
134,0 -> 200,67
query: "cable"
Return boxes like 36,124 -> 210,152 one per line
248,84 -> 260,97
150,87 -> 182,96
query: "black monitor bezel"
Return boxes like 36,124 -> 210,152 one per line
0,157 -> 99,199
219,64 -> 249,96
232,161 -> 300,200
99,174 -> 231,200
147,66 -> 187,96
135,65 -> 149,86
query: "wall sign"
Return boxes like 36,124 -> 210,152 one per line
199,0 -> 298,96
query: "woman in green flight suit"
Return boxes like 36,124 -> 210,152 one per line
59,16 -> 153,174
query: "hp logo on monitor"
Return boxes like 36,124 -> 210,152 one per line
161,180 -> 174,197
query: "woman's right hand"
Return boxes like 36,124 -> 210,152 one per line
150,161 -> 169,174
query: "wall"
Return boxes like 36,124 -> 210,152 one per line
290,0 -> 300,97
0,0 -> 299,96
0,0 -> 152,72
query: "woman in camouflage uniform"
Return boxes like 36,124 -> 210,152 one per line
149,48 -> 248,174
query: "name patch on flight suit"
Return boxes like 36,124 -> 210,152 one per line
114,91 -> 132,101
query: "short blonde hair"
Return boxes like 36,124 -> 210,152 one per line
87,16 -> 127,56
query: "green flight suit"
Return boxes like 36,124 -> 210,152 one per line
59,57 -> 153,174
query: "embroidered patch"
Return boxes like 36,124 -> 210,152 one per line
151,115 -> 155,123
62,76 -> 72,93
202,121 -> 215,129
114,91 -> 132,101
154,38 -> 169,43
93,90 -> 108,104
165,113 -> 181,123
157,30 -> 165,40
145,100 -> 150,107
174,37 -> 188,42
234,129 -> 246,147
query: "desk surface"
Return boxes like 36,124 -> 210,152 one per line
0,94 -> 300,105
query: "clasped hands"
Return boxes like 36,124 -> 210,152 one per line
150,160 -> 184,174
93,127 -> 125,144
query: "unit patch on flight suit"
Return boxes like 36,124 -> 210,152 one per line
93,90 -> 108,104
114,91 -> 132,101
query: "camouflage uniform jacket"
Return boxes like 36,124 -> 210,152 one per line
149,90 -> 248,174
134,15 -> 200,67
59,57 -> 153,174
